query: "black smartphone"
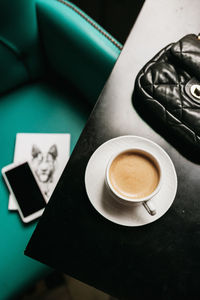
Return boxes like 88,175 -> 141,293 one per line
2,161 -> 47,223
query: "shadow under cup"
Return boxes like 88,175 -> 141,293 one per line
105,148 -> 162,216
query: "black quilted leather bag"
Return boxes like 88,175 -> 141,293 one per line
133,34 -> 200,157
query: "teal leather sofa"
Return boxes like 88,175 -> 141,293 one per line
0,0 -> 122,299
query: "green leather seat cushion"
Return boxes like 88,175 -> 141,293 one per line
0,79 -> 91,299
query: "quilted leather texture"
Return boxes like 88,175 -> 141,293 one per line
133,34 -> 200,152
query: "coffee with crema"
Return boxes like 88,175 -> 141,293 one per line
109,150 -> 160,199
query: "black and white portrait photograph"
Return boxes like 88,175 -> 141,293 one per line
9,133 -> 70,210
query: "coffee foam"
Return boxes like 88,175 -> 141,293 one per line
109,150 -> 160,199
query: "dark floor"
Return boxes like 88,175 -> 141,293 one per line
18,272 -> 118,300
72,0 -> 145,44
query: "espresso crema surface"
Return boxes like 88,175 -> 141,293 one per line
109,151 -> 159,199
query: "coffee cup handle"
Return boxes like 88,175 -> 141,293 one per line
143,200 -> 156,216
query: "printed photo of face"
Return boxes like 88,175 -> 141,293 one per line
31,144 -> 58,197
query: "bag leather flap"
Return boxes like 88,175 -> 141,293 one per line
171,34 -> 200,80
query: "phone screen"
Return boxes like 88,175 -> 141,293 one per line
5,162 -> 46,217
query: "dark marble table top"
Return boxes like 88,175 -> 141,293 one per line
25,1 -> 200,299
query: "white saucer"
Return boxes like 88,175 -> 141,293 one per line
85,136 -> 177,227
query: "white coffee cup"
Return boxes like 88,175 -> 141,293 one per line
105,148 -> 162,216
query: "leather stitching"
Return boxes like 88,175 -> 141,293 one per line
140,80 -> 200,142
138,36 -> 200,141
137,40 -> 200,141
56,0 -> 123,51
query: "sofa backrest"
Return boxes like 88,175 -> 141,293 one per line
36,0 -> 122,104
0,0 -> 44,94
0,0 -> 122,103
